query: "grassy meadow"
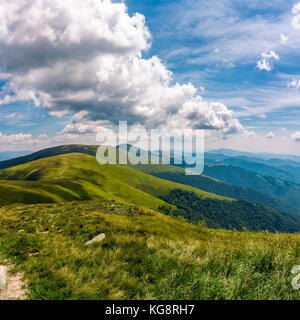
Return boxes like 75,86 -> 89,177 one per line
0,199 -> 300,300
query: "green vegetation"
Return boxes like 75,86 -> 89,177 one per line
204,164 -> 300,210
142,169 -> 300,218
206,154 -> 300,185
161,189 -> 300,232
0,153 -> 227,209
0,200 -> 300,300
0,149 -> 299,233
0,144 -> 98,170
1,145 -> 300,300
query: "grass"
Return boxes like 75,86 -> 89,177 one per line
0,199 -> 300,300
0,153 -> 230,210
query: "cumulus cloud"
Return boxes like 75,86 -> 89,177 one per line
291,131 -> 300,142
0,132 -> 35,145
0,0 -> 246,137
61,111 -> 111,135
266,132 -> 275,139
256,51 -> 279,72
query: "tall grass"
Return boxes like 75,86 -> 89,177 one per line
0,200 -> 300,300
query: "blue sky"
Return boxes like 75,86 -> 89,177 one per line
125,0 -> 300,132
1,0 -> 300,154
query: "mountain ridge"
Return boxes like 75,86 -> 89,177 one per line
0,146 -> 299,232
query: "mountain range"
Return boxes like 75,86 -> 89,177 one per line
0,144 -> 300,232
1,144 -> 300,300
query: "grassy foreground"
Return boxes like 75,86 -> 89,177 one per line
0,200 -> 300,300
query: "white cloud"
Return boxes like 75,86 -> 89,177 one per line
0,0 -> 246,137
266,132 -> 275,139
280,33 -> 288,44
160,0 -> 292,69
291,131 -> 300,141
0,72 -> 11,80
61,111 -> 111,135
292,2 -> 300,30
288,79 -> 300,90
0,132 -> 34,144
256,51 -> 279,72
5,113 -> 16,119
258,114 -> 267,119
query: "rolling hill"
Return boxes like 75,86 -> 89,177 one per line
132,164 -> 300,218
0,144 -> 98,170
203,164 -> 300,211
0,152 -> 228,204
0,146 -> 299,232
205,153 -> 300,184
1,146 -> 300,300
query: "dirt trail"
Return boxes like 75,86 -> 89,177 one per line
0,266 -> 27,300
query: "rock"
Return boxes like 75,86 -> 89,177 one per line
0,266 -> 6,290
85,233 -> 106,246
29,252 -> 39,257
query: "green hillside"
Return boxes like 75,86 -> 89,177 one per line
205,154 -> 300,183
1,200 -> 300,300
161,189 -> 300,233
204,164 -> 300,211
0,147 -> 300,232
132,165 -> 300,218
0,153 -> 227,209
0,144 -> 98,170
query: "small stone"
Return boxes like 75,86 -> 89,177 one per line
0,266 -> 6,290
29,252 -> 39,257
85,233 -> 106,246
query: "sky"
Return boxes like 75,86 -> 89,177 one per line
1,0 -> 300,154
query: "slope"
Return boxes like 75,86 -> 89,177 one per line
1,147 -> 300,232
204,164 -> 300,211
131,164 -> 300,218
205,153 -> 300,184
1,200 -> 300,300
0,145 -> 98,170
0,153 -> 228,209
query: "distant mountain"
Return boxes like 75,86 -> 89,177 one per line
0,144 -> 98,170
0,151 -> 31,161
205,153 -> 300,184
208,148 -> 300,162
203,164 -> 300,211
233,156 -> 300,168
161,189 -> 300,233
136,167 -> 300,218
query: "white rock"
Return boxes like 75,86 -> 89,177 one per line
0,266 -> 6,290
85,233 -> 106,246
